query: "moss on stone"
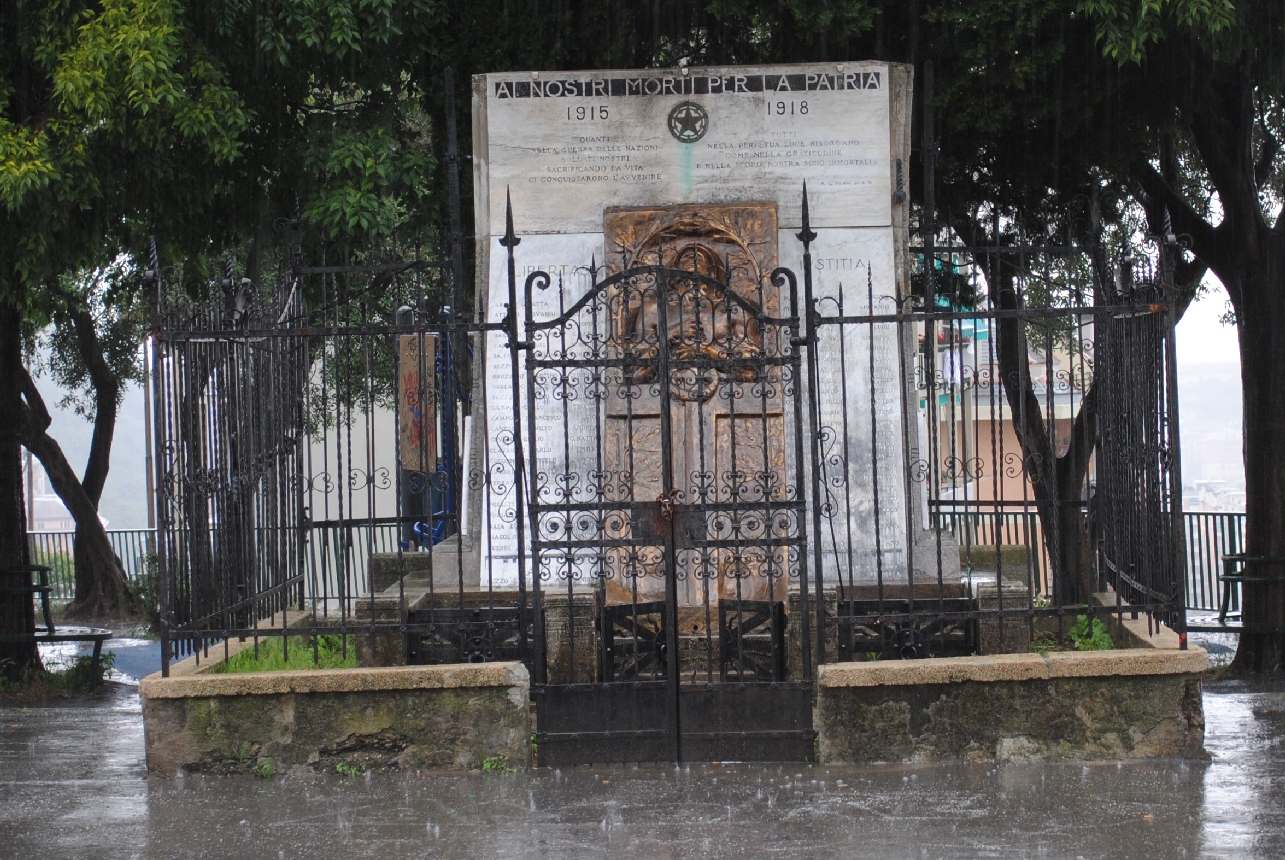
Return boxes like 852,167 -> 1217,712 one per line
145,681 -> 530,776
818,674 -> 1206,763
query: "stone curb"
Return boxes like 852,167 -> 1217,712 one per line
818,647 -> 1208,688
140,661 -> 529,699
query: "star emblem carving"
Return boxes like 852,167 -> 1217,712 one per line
667,101 -> 709,143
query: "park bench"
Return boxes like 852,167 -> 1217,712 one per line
0,564 -> 112,685
1209,554 -> 1285,629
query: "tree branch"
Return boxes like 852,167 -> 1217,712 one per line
1131,161 -> 1220,257
1130,161 -> 1228,298
1060,382 -> 1097,489
1254,127 -> 1279,191
17,366 -> 130,606
16,363 -> 52,438
60,294 -> 120,506
1172,257 -> 1211,320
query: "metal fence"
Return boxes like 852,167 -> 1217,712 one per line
148,229 -> 1192,691
1183,511 -> 1245,619
937,506 -> 1243,620
30,511 -> 1239,615
27,528 -> 156,600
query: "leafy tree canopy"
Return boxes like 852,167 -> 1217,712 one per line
2,0 -> 444,306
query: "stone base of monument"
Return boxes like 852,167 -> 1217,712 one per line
541,593 -> 598,684
816,644 -> 1208,763
349,582 -> 599,683
355,539 -> 482,667
139,661 -> 531,776
368,536 -> 480,594
974,581 -> 1035,654
912,528 -> 963,581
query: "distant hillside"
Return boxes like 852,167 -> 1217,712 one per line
1177,361 -> 1245,491
1178,361 -> 1242,429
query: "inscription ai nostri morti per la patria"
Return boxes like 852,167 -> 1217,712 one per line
472,63 -> 912,585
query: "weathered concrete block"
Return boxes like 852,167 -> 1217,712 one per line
542,593 -> 597,684
816,648 -> 1208,763
354,595 -> 409,668
976,583 -> 1033,654
369,540 -> 480,595
140,663 -> 530,775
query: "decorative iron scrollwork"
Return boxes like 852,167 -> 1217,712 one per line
406,607 -> 534,666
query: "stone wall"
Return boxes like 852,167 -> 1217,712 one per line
816,648 -> 1208,763
140,663 -> 530,776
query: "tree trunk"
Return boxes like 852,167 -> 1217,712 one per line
1231,230 -> 1285,671
64,302 -> 123,618
0,301 -> 40,681
1149,59 -> 1285,672
16,365 -> 132,620
981,254 -> 1097,605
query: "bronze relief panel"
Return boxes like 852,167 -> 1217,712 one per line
600,203 -> 789,606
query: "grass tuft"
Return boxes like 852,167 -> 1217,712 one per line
212,635 -> 356,674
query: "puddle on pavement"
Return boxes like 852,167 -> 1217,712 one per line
39,638 -> 162,685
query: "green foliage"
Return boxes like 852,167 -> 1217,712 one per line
59,650 -> 116,688
129,552 -> 161,631
212,634 -> 356,674
481,754 -> 516,774
253,760 -> 276,778
1068,615 -> 1115,651
3,0 -> 445,306
1030,616 -> 1115,653
1079,0 -> 1236,65
1,0 -> 250,294
334,760 -> 367,776
0,652 -> 115,700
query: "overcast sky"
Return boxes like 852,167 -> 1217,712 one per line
1176,279 -> 1240,366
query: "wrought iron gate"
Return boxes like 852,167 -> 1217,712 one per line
506,203 -> 814,764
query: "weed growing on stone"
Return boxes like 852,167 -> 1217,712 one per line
1029,616 -> 1114,654
335,760 -> 367,776
1068,616 -> 1114,651
253,761 -> 275,779
1030,632 -> 1061,654
213,635 -> 356,673
482,754 -> 517,774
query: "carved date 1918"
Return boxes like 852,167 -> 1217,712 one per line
768,100 -> 809,116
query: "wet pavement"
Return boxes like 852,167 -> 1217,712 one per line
2,674 -> 1284,859
40,638 -> 163,685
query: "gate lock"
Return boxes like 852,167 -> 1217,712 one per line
658,489 -> 682,523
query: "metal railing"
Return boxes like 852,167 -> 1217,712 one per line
25,512 -> 1242,615
1183,511 -> 1245,616
933,507 -> 1245,618
26,528 -> 157,600
933,505 -> 1050,594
